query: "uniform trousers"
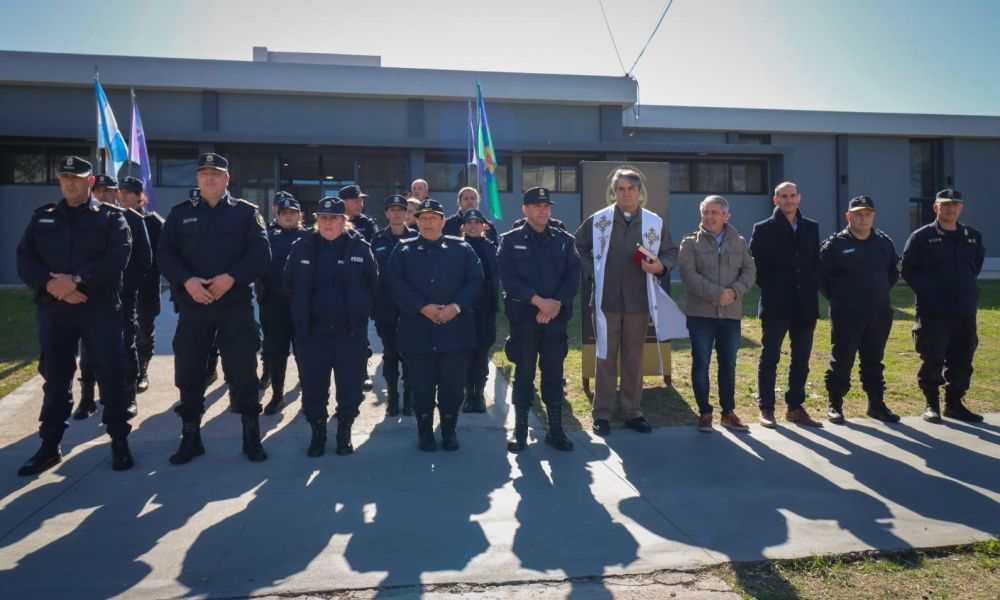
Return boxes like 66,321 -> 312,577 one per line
912,313 -> 977,398
81,292 -> 139,383
263,298 -> 296,393
825,308 -> 893,397
297,329 -> 367,421
405,351 -> 468,416
375,320 -> 408,390
508,320 -> 568,407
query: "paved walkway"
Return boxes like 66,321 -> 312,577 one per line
0,300 -> 996,599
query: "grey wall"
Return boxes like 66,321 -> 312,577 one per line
771,133 -> 840,237
845,136 -> 912,248
953,139 -> 1000,242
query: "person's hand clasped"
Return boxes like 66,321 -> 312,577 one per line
717,288 -> 737,307
184,277 -> 215,304
206,273 -> 235,300
46,273 -> 77,301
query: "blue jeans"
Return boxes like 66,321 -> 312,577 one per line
687,316 -> 741,415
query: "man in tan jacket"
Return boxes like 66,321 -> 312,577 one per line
678,196 -> 756,433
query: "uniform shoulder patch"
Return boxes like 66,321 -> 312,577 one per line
398,236 -> 418,244
235,198 -> 258,209
874,228 -> 893,242
102,203 -> 126,212
127,207 -> 145,218
444,234 -> 465,241
34,203 -> 56,213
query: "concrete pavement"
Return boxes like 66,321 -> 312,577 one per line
0,300 -> 997,599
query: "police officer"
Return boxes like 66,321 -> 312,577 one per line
901,189 -> 985,423
15,156 -> 134,474
460,209 -> 500,414
372,194 -> 416,416
75,174 -> 152,420
260,191 -> 310,416
442,187 -> 500,245
819,195 -> 900,424
285,197 -> 377,456
157,153 -> 271,464
122,176 -> 164,394
501,188 -> 582,452
510,215 -> 567,232
340,183 -> 378,392
256,193 -> 286,393
388,198 -> 485,452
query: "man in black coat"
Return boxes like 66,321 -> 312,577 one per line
749,182 -> 822,428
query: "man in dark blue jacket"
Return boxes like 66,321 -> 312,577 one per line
372,195 -> 416,416
388,198 -> 484,452
819,196 -> 900,424
15,156 -> 134,475
749,182 -> 822,428
122,176 -> 164,395
157,153 -> 271,464
901,188 -> 985,423
499,187 -> 581,453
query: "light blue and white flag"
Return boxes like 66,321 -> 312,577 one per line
95,78 -> 128,177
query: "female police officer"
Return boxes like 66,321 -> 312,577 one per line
284,197 -> 377,456
460,209 -> 499,414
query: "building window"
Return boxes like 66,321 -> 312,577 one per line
521,156 -> 587,192
630,156 -> 768,195
425,151 -> 509,193
909,139 -> 938,230
0,144 -> 93,184
736,133 -> 770,145
669,162 -> 691,193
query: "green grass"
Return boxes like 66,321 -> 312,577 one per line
709,541 -> 1000,599
0,290 -> 39,399
491,281 -> 1000,430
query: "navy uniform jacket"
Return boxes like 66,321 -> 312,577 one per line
284,229 -> 377,336
122,208 -> 153,297
510,216 -> 567,233
498,223 -> 581,334
443,212 -> 500,245
819,227 -> 899,315
16,196 -> 132,310
387,234 -> 485,354
371,224 -> 416,324
261,224 -> 310,303
350,213 -> 378,243
157,190 -> 270,308
466,236 -> 501,347
749,206 -> 820,320
901,221 -> 984,316
139,209 -> 164,301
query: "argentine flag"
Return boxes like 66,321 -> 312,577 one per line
95,79 -> 128,177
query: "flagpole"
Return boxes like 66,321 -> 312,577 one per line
466,97 -> 472,188
94,66 -> 103,176
128,88 -> 135,177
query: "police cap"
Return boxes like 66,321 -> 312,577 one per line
93,174 -> 118,189
119,176 -> 145,193
462,209 -> 486,224
57,156 -> 93,178
383,194 -> 408,210
935,188 -> 963,203
523,186 -> 555,205
196,153 -> 229,172
414,198 -> 445,217
339,184 -> 368,200
848,195 -> 875,211
315,196 -> 346,216
276,196 -> 301,213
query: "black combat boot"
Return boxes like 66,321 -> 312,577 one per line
262,389 -> 284,416
506,404 -> 530,453
110,436 -> 134,471
125,379 -> 139,419
866,391 -> 900,423
136,359 -> 150,393
473,382 -> 487,413
241,414 -> 268,462
73,378 -> 97,420
17,440 -> 62,476
827,395 -> 845,424
170,420 -> 205,465
461,385 -> 476,413
943,392 -> 984,423
307,418 -> 327,457
922,389 -> 942,423
440,412 -> 459,451
402,385 -> 414,416
258,359 -> 271,391
416,413 -> 437,452
544,403 -> 574,451
336,418 -> 355,456
385,375 -> 400,416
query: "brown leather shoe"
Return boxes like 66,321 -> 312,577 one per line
697,413 -> 713,433
720,412 -> 750,432
759,408 -> 777,429
786,407 -> 823,427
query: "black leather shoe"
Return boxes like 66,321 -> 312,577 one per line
943,401 -> 984,423
111,438 -> 134,471
440,413 -> 459,451
626,417 -> 652,433
18,443 -> 61,476
170,421 -> 205,465
336,418 -> 355,456
241,415 -> 268,462
307,418 -> 327,457
416,414 -> 437,452
866,403 -> 900,423
592,419 -> 610,437
507,405 -> 530,453
827,402 -> 845,424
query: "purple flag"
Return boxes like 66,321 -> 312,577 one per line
129,90 -> 156,212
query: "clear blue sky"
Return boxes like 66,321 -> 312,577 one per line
2,0 -> 998,115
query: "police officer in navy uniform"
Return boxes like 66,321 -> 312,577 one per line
121,176 -> 164,395
510,215 -> 567,232
157,153 -> 271,464
819,195 -> 901,424
256,193 -> 287,393
15,156 -> 134,474
75,174 -> 152,420
499,187 -> 581,452
372,194 -> 416,416
340,183 -> 378,392
901,188 -> 985,423
285,197 -> 377,456
442,186 -> 500,245
460,209 -> 499,414
388,198 -> 485,452
260,191 -> 310,416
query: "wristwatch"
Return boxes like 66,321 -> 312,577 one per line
71,274 -> 84,285
452,303 -> 462,314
